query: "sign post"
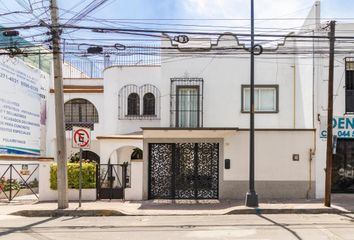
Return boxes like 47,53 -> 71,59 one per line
72,126 -> 91,208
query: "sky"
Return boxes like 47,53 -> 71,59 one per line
52,0 -> 353,20
1,0 -> 354,59
1,0 -> 353,29
52,0 -> 354,44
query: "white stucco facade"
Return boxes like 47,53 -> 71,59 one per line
44,2 -> 354,200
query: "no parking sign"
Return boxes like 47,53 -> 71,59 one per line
72,127 -> 91,149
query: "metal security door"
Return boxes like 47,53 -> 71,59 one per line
149,143 -> 219,199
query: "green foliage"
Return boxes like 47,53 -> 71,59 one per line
50,163 -> 96,190
131,148 -> 143,160
0,177 -> 21,192
69,152 -> 98,164
69,152 -> 80,163
30,178 -> 39,188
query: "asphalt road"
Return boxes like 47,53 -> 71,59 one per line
0,214 -> 353,240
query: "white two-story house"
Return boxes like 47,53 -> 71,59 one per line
46,2 -> 354,201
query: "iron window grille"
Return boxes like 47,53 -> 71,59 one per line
64,98 -> 99,130
127,93 -> 140,115
118,84 -> 160,120
143,92 -> 156,115
241,84 -> 279,113
170,78 -> 204,128
345,58 -> 354,113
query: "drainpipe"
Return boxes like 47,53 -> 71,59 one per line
307,148 -> 315,199
307,30 -> 317,199
293,64 -> 296,128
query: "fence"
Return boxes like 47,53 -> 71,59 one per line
0,164 -> 39,201
63,46 -> 161,79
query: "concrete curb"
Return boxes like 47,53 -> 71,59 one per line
226,208 -> 346,215
11,209 -> 127,217
10,207 -> 348,217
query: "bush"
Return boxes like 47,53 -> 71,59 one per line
0,177 -> 21,192
50,163 -> 96,190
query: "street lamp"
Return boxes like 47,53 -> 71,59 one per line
245,0 -> 259,207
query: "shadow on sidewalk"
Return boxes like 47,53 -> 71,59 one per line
136,199 -> 242,211
257,214 -> 302,240
332,193 -> 354,212
136,198 -> 321,211
0,216 -> 58,238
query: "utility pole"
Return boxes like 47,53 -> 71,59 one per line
50,0 -> 69,209
245,0 -> 258,207
324,21 -> 336,207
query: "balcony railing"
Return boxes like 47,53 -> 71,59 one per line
63,46 -> 161,79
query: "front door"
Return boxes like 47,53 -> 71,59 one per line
149,143 -> 219,199
332,139 -> 354,193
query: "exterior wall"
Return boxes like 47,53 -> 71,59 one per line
103,66 -> 161,135
39,161 -> 96,201
223,130 -> 316,199
160,35 -> 313,129
98,138 -> 143,164
46,78 -> 104,160
125,160 -> 143,200
143,130 -> 315,200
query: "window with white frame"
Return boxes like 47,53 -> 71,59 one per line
242,85 -> 278,113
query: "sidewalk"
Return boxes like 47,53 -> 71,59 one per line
1,194 -> 353,217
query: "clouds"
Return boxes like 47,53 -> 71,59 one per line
181,0 -> 316,18
180,0 -> 318,30
181,0 -> 249,18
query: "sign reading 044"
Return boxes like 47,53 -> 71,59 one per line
72,126 -> 91,149
320,116 -> 354,139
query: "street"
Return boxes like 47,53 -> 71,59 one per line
0,214 -> 353,240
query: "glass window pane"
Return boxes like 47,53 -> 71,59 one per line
244,88 -> 260,111
255,89 -> 260,111
244,88 -> 250,111
178,87 -> 198,127
260,88 -> 276,111
243,87 -> 277,112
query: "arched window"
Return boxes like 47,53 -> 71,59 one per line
143,93 -> 155,115
64,98 -> 98,129
127,93 -> 140,115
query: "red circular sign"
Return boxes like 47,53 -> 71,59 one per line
73,128 -> 90,148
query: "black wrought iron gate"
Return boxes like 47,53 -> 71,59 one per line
97,164 -> 128,199
149,143 -> 219,199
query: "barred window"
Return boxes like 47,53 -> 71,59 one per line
170,78 -> 203,128
127,93 -> 140,115
143,93 -> 155,115
118,84 -> 160,120
345,58 -> 354,113
64,98 -> 98,130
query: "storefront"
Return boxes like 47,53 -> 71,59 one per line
320,116 -> 354,193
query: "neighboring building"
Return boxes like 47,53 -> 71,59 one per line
45,1 -> 354,200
